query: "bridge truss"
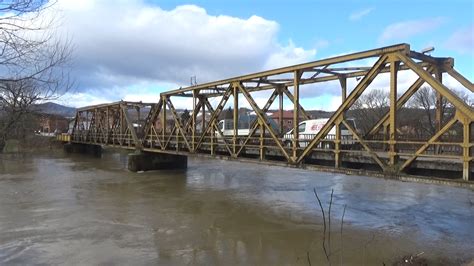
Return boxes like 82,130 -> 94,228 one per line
71,44 -> 473,180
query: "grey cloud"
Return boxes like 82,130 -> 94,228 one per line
56,3 -> 287,90
44,1 -> 318,106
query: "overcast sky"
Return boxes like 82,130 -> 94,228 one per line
50,0 -> 473,110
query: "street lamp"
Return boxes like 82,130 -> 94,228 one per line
421,46 -> 435,55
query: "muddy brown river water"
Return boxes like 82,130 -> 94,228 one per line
0,150 -> 473,265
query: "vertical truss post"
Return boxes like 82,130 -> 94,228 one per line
435,68 -> 443,132
87,111 -> 90,141
137,106 -> 140,131
279,86 -> 284,135
389,58 -> 400,166
94,108 -> 98,143
435,68 -> 443,154
161,95 -> 167,149
335,77 -> 347,168
335,117 -> 342,168
259,121 -> 265,160
233,84 -> 238,156
106,107 -> 110,143
97,109 -> 100,142
383,124 -> 388,151
461,115 -> 472,181
293,70 -> 300,161
176,119 -> 179,152
201,96 -> 206,141
82,111 -> 85,141
71,112 -> 78,139
339,76 -> 347,102
192,90 -> 196,151
118,107 -> 123,144
211,121 -> 215,156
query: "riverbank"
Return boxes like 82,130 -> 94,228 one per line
2,136 -> 64,153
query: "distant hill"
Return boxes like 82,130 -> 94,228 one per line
265,109 -> 334,119
33,102 -> 77,117
306,110 -> 333,119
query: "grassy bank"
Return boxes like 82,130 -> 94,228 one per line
2,136 -> 65,153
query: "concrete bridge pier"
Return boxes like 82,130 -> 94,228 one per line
128,151 -> 187,172
64,143 -> 102,157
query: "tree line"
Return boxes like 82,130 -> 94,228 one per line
350,87 -> 473,139
0,0 -> 72,151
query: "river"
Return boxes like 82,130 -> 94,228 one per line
0,150 -> 473,265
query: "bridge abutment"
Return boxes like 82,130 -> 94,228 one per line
128,151 -> 187,172
64,143 -> 102,157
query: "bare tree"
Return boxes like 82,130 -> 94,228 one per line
408,86 -> 473,138
350,88 -> 389,134
180,109 -> 190,124
408,87 -> 445,136
348,86 -> 472,142
0,0 -> 72,151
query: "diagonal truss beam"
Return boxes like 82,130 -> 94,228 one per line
163,125 -> 177,150
120,104 -> 141,149
282,86 -> 311,120
148,124 -> 162,148
400,117 -> 458,171
366,66 -> 435,137
342,119 -> 386,170
143,99 -> 163,139
166,98 -> 192,151
183,99 -> 203,133
195,87 -> 233,151
296,55 -> 389,163
201,98 -> 233,155
236,82 -> 292,162
71,112 -> 79,136
445,67 -> 474,93
249,89 -> 279,131
212,121 -> 233,155
86,111 -> 95,142
235,89 -> 280,157
235,123 -> 260,157
309,64 -> 330,79
397,53 -> 474,119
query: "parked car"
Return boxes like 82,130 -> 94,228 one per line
282,118 -> 357,148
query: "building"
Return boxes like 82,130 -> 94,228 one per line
37,113 -> 70,134
270,110 -> 307,132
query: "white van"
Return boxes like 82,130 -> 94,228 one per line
216,114 -> 279,139
217,119 -> 251,137
282,118 -> 357,148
